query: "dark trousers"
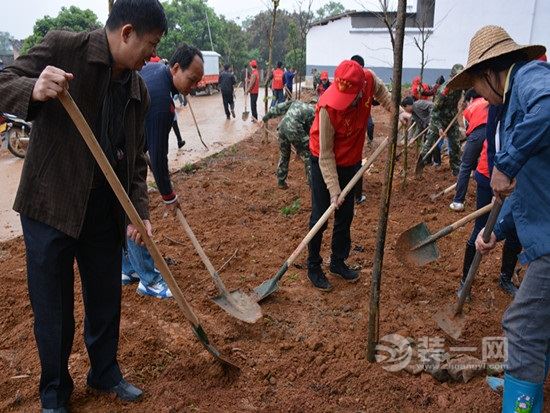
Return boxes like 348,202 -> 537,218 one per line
21,187 -> 123,409
222,91 -> 235,118
250,93 -> 258,120
146,112 -> 173,196
453,127 -> 485,203
308,157 -> 359,268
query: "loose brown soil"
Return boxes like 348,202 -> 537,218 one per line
1,106 -> 548,412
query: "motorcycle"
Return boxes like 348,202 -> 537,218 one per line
0,112 -> 31,158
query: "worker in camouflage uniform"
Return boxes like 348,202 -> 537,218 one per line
262,99 -> 315,189
416,63 -> 464,176
312,68 -> 321,91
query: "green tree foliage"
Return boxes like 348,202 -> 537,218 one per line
316,1 -> 346,19
21,6 -> 101,54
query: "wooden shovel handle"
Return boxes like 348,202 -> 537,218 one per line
422,112 -> 460,161
455,198 -> 503,314
58,90 -> 201,327
287,137 -> 390,265
449,202 -> 493,231
175,208 -> 226,294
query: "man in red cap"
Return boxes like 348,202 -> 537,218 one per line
307,59 -> 398,291
245,59 -> 260,121
316,71 -> 331,96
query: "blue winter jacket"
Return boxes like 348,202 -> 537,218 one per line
493,60 -> 550,264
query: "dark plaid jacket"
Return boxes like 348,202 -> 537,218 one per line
0,29 -> 150,238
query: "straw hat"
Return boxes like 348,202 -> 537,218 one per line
447,25 -> 546,90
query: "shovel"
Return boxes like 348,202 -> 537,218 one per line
430,182 -> 457,201
433,199 -> 503,340
415,112 -> 460,175
186,97 -> 208,150
242,68 -> 250,121
175,208 -> 262,323
395,126 -> 428,160
395,203 -> 492,266
253,136 -> 390,302
58,90 -> 239,371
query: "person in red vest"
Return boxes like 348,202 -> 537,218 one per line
316,71 -> 331,96
307,59 -> 400,291
269,61 -> 285,107
245,59 -> 260,121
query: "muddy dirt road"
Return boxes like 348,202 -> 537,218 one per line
0,90 -> 266,241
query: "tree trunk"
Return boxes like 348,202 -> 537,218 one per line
264,0 -> 279,142
366,0 -> 408,363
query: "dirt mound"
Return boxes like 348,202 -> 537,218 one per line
1,106 -> 548,412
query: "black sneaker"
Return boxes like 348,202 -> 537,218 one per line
231,109 -> 236,118
307,267 -> 332,291
177,140 -> 185,149
498,273 -> 518,296
278,181 -> 289,190
329,261 -> 359,283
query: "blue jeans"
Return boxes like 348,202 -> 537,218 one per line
503,254 -> 550,383
453,127 -> 485,203
271,89 -> 285,107
122,238 -> 162,286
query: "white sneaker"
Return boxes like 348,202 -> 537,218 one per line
449,202 -> 465,212
137,280 -> 173,299
121,272 -> 140,285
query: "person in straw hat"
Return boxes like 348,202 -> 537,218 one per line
448,25 -> 549,412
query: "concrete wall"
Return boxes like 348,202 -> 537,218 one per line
306,0 -> 549,84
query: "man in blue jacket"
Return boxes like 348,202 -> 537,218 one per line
122,44 -> 204,299
448,25 -> 549,413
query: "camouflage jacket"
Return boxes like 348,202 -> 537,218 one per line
430,80 -> 463,130
263,101 -> 315,140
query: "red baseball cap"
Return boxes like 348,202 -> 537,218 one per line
320,71 -> 329,80
249,59 -> 257,68
321,60 -> 365,110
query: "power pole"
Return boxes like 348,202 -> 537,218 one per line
204,6 -> 214,51
366,0 -> 407,363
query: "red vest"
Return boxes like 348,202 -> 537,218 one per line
477,140 -> 490,178
411,76 -> 430,100
250,68 -> 259,94
463,97 -> 489,135
309,70 -> 375,166
272,68 -> 284,90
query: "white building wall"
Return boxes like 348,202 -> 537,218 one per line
306,0 -> 549,83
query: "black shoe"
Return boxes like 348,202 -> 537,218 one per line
177,140 -> 185,149
231,109 -> 236,118
498,273 -> 518,296
329,260 -> 359,283
42,408 -> 68,413
90,378 -> 143,402
278,181 -> 289,190
355,194 -> 367,205
456,280 -> 472,302
307,267 -> 332,291
226,116 -> 230,120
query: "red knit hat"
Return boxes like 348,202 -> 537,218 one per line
320,60 -> 365,110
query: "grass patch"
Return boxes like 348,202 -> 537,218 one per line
180,163 -> 197,174
280,198 -> 301,217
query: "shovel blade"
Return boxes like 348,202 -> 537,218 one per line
395,222 -> 440,266
211,289 -> 263,324
433,305 -> 465,340
191,325 -> 241,372
242,111 -> 249,121
253,277 -> 279,302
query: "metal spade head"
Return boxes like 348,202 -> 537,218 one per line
242,110 -> 249,121
211,289 -> 263,324
253,277 -> 280,302
433,304 -> 465,340
395,222 -> 440,266
192,325 -> 241,372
